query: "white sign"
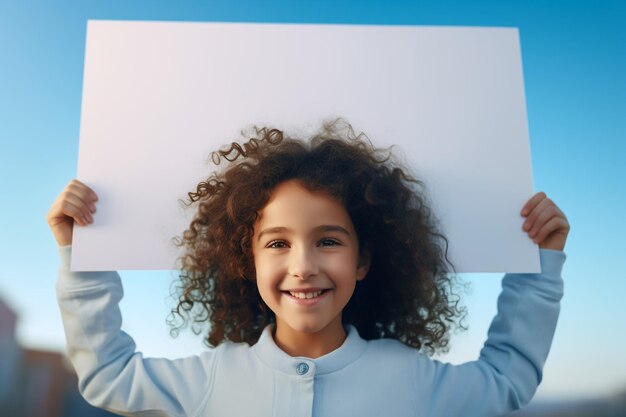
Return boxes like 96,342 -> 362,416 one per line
73,21 -> 539,273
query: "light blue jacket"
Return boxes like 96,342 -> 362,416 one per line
56,246 -> 565,417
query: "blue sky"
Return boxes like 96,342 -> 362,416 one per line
1,0 -> 624,401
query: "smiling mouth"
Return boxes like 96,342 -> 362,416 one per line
282,289 -> 331,299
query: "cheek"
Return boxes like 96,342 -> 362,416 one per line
252,252 -> 271,279
251,248 -> 266,279
253,255 -> 280,300
331,253 -> 360,276
255,278 -> 277,311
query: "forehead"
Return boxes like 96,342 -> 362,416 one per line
255,180 -> 353,228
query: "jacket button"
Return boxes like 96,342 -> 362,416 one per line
296,362 -> 310,375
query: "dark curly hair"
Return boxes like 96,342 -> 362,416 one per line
170,118 -> 465,355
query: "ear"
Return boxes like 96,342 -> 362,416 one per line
356,250 -> 371,281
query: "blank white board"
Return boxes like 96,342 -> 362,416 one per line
72,21 -> 539,273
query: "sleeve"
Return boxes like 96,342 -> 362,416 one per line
55,246 -> 220,417
415,249 -> 566,417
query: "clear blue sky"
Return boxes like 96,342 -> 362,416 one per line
1,0 -> 624,401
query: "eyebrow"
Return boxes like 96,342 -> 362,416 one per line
256,225 -> 351,242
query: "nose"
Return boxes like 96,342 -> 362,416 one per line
287,246 -> 319,280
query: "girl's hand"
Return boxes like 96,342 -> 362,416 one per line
46,179 -> 98,246
521,192 -> 569,251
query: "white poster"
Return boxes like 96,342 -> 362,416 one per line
73,21 -> 539,273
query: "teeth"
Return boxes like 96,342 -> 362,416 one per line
289,290 -> 324,299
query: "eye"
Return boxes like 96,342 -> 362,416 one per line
318,238 -> 341,247
266,240 -> 289,249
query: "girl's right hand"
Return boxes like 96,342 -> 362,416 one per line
46,179 -> 98,246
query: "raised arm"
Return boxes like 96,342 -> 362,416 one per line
416,193 -> 569,417
49,180 -> 218,417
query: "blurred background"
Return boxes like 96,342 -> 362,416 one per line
1,1 -> 624,416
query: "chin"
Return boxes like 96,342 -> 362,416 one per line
284,320 -> 330,335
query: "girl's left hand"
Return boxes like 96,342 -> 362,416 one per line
521,192 -> 570,251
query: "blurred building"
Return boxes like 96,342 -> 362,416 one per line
0,297 -> 115,417
509,391 -> 626,417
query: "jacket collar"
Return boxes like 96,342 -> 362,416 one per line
252,324 -> 368,376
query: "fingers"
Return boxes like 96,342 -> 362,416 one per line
533,216 -> 569,244
523,196 -> 555,236
520,191 -> 546,217
66,179 -> 98,218
521,192 -> 570,251
50,194 -> 92,226
46,179 -> 99,246
47,180 -> 99,226
68,179 -> 98,204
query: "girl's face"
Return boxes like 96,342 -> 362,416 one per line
252,180 -> 369,349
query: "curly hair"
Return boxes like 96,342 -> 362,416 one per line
170,118 -> 465,355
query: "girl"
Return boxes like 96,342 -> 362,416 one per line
48,119 -> 569,417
